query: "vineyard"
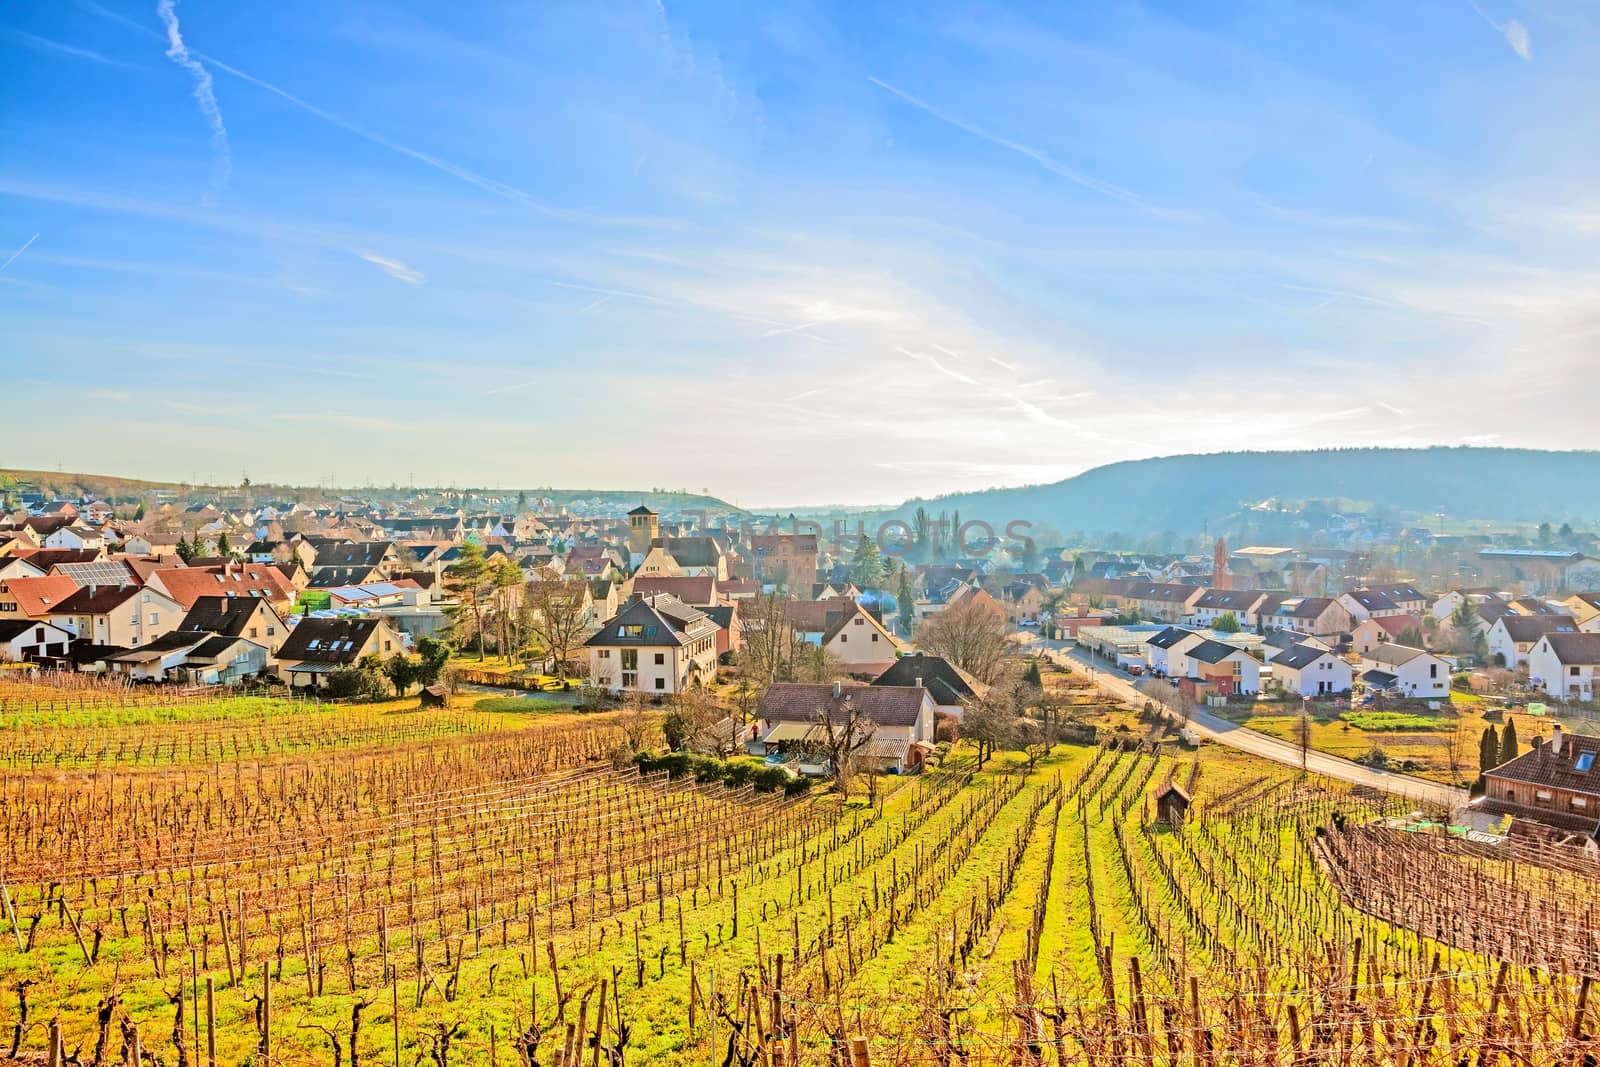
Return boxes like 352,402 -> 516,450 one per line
2,676 -> 1596,1066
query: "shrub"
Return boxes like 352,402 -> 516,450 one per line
324,668 -> 386,700
933,711 -> 960,743
752,766 -> 795,793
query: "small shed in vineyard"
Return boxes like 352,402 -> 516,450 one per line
1154,782 -> 1192,828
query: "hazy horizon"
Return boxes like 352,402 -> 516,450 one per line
6,1 -> 1600,502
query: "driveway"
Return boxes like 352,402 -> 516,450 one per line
1045,644 -> 1467,811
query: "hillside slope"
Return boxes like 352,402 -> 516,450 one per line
887,447 -> 1600,536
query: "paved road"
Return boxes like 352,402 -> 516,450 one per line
1044,643 -> 1467,811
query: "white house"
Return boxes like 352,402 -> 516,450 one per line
1338,589 -> 1407,623
1145,626 -> 1206,678
1527,632 -> 1600,703
1488,615 -> 1578,670
1270,642 -> 1353,698
820,600 -> 906,678
1186,589 -> 1266,630
584,594 -> 719,695
0,619 -> 73,662
1357,644 -> 1451,699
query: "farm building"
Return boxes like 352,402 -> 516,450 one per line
1154,782 -> 1191,827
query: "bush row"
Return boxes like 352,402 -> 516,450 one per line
633,750 -> 814,796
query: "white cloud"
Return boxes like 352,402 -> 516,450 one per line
7,28 -> 133,67
868,75 -> 1185,219
355,250 -> 424,284
1468,2 -> 1532,60
156,0 -> 231,201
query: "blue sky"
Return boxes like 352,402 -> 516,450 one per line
3,0 -> 1596,506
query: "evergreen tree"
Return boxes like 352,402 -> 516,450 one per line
1022,658 -> 1042,687
445,541 -> 493,660
1213,611 -> 1241,634
1479,725 -> 1499,774
1499,717 -> 1519,766
849,535 -> 885,590
134,501 -> 146,521
217,531 -> 231,558
895,563 -> 916,637
175,534 -> 194,563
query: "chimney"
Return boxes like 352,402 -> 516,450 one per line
89,583 -> 97,598
914,670 -> 924,689
832,680 -> 841,699
1552,724 -> 1565,758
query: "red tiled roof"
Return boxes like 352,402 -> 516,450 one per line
757,682 -> 927,727
3,574 -> 80,617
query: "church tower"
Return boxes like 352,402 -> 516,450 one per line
628,505 -> 659,557
1212,537 -> 1230,590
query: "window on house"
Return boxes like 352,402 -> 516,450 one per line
1573,666 -> 1582,677
1429,664 -> 1438,678
1572,797 -> 1589,810
839,634 -> 847,643
654,653 -> 664,665
655,677 -> 665,690
1536,790 -> 1553,804
1577,753 -> 1595,773
149,613 -> 159,624
872,632 -> 879,642
598,649 -> 610,659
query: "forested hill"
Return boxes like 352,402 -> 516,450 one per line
885,448 -> 1600,537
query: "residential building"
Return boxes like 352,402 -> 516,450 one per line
176,596 -> 288,654
1488,615 -> 1579,670
1183,639 -> 1261,695
819,599 -> 906,678
1270,642 -> 1353,698
751,681 -> 935,774
584,594 -> 719,695
0,619 -> 73,662
1356,644 -> 1451,699
1187,588 -> 1266,629
49,584 -> 183,648
1481,726 -> 1600,838
1349,614 -> 1424,655
147,564 -> 297,614
1145,626 -> 1207,679
1258,595 -> 1352,639
275,617 -> 403,689
871,652 -> 985,718
1527,633 -> 1600,702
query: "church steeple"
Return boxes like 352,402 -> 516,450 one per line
1212,537 -> 1230,590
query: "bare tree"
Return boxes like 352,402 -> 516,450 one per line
524,579 -> 590,679
1295,706 -> 1312,773
1014,716 -> 1060,771
962,696 -> 1018,766
916,594 -> 1013,683
813,694 -> 878,797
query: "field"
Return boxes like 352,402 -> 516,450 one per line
1227,697 -> 1517,785
2,675 -> 1597,1066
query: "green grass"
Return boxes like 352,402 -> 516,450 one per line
1339,711 -> 1449,731
470,694 -> 578,714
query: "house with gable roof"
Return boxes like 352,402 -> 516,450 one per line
584,594 -> 719,695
